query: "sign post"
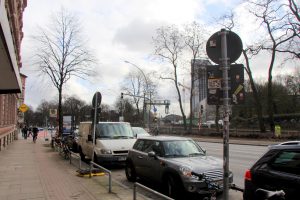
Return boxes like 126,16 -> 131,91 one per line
206,29 -> 243,200
91,92 -> 102,163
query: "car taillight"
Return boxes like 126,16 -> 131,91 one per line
244,169 -> 252,181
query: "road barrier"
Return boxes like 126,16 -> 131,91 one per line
133,182 -> 174,200
90,161 -> 112,193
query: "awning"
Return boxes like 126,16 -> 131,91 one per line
0,1 -> 22,94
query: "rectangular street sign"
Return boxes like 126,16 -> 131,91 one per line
206,64 -> 245,105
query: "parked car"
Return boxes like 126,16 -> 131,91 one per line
78,122 -> 136,164
243,141 -> 300,200
125,136 -> 233,199
132,127 -> 151,138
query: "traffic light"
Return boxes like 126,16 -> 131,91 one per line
200,105 -> 203,114
153,117 -> 158,122
121,92 -> 123,99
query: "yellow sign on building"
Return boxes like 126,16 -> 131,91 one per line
19,103 -> 29,113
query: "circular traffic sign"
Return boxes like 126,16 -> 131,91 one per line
92,92 -> 102,107
206,30 -> 243,64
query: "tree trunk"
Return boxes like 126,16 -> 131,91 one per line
243,51 -> 266,132
267,48 -> 277,134
58,86 -> 63,136
174,70 -> 187,131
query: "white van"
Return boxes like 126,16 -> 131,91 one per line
78,121 -> 136,164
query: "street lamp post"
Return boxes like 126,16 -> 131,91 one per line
124,61 -> 150,128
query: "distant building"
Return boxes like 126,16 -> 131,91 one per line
191,59 -> 212,122
0,0 -> 27,150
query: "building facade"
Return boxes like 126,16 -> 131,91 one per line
191,59 -> 211,122
0,0 -> 27,150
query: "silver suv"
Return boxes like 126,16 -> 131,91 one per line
125,136 -> 233,199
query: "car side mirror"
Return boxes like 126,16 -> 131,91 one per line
148,151 -> 157,158
87,135 -> 92,141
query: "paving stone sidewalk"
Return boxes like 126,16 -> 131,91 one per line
0,135 -> 147,200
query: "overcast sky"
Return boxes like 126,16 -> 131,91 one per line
21,0 -> 295,115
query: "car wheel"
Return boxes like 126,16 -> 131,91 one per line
165,175 -> 183,199
125,161 -> 137,182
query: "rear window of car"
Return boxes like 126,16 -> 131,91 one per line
269,150 -> 300,175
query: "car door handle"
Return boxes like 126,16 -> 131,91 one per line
138,155 -> 143,159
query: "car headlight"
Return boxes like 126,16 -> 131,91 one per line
180,166 -> 192,177
100,149 -> 112,154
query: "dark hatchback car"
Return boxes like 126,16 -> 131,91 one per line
125,136 -> 232,199
243,141 -> 300,200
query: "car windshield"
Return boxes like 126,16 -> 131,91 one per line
162,140 -> 205,157
96,123 -> 134,139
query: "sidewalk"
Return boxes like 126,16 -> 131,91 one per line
0,134 -> 147,200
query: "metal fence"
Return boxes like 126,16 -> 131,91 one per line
133,182 -> 174,200
90,161 -> 112,193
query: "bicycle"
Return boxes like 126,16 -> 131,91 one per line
59,136 -> 70,160
255,188 -> 285,200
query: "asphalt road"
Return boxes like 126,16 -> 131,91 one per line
197,142 -> 268,188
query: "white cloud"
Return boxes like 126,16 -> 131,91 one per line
21,0 -> 296,115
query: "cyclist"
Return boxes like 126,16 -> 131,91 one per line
32,126 -> 39,143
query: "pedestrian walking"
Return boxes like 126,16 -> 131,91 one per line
22,125 -> 28,139
32,126 -> 39,143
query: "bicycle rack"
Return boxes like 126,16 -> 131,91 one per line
90,161 -> 112,193
69,151 -> 82,170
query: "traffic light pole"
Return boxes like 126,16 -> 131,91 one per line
220,29 -> 230,200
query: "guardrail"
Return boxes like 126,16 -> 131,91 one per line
90,161 -> 112,193
69,151 -> 82,170
133,182 -> 174,200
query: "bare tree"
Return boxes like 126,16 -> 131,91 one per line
248,0 -> 299,132
183,21 -> 207,132
122,71 -> 145,121
63,96 -> 85,129
32,8 -> 96,136
153,25 -> 187,130
243,49 -> 266,132
122,70 -> 158,124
